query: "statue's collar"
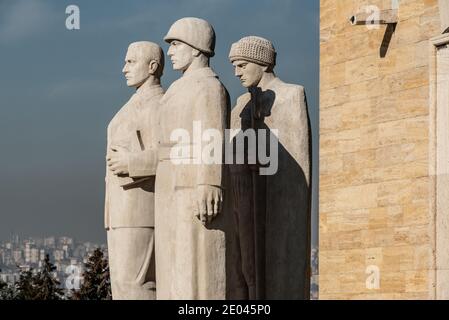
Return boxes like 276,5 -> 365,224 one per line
257,76 -> 280,92
162,67 -> 218,103
182,67 -> 217,80
135,83 -> 164,99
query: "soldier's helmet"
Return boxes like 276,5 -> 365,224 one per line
164,17 -> 216,57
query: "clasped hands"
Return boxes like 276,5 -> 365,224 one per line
106,145 -> 130,176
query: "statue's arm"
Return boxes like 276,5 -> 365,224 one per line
127,103 -> 161,178
195,85 -> 229,188
192,84 -> 229,224
127,148 -> 159,178
294,85 -> 311,186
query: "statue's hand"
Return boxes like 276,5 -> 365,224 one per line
194,185 -> 223,225
107,145 -> 130,176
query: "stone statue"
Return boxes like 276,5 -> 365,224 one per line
228,36 -> 311,299
154,17 -> 230,299
104,41 -> 164,300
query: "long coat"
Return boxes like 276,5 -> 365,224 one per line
230,77 -> 311,299
155,67 -> 230,299
104,84 -> 164,229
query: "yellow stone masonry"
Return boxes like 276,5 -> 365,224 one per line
319,0 -> 442,299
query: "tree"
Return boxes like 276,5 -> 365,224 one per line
14,255 -> 64,300
15,267 -> 39,300
71,248 -> 111,300
0,270 -> 14,300
0,270 -> 6,291
33,254 -> 64,300
0,275 -> 17,300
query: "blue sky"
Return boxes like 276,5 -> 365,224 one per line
0,0 -> 319,244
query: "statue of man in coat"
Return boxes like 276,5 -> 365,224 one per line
228,36 -> 312,300
155,17 -> 230,300
105,41 -> 164,300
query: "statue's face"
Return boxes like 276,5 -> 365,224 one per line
167,40 -> 195,72
122,47 -> 150,88
232,60 -> 265,88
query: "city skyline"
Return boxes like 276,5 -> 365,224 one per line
0,234 -> 318,299
0,234 -> 106,293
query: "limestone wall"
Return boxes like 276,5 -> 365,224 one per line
319,0 -> 442,299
